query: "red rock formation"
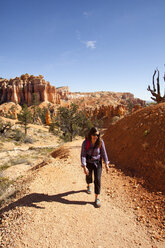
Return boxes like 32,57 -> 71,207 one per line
46,109 -> 51,125
0,75 -> 146,127
85,104 -> 127,121
103,102 -> 165,193
0,102 -> 22,119
56,86 -> 70,101
0,74 -> 64,105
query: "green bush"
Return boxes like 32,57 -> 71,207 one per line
49,120 -> 57,134
38,107 -> 47,124
0,177 -> 12,196
144,129 -> 150,136
12,129 -> 25,141
23,136 -> 35,144
10,157 -> 30,165
0,163 -> 10,172
55,103 -> 101,141
0,121 -> 12,135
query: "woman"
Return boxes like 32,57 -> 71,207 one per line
81,127 -> 110,207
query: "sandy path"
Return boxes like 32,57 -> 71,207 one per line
0,139 -> 164,248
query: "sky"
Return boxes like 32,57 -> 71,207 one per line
0,0 -> 165,101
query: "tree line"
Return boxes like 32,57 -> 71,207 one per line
17,100 -> 101,142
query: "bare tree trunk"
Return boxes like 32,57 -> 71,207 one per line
147,69 -> 165,103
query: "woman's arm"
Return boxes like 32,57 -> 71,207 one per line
81,140 -> 89,175
100,140 -> 109,164
101,140 -> 110,173
81,140 -> 87,167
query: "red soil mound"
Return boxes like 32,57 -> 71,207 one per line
104,102 -> 165,193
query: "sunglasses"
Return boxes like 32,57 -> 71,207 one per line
92,133 -> 99,137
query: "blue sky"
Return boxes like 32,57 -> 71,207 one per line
0,0 -> 165,100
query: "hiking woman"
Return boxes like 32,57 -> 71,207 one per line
81,127 -> 109,207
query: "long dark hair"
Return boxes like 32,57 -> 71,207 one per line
87,127 -> 101,148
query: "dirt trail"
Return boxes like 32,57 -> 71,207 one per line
0,139 -> 164,248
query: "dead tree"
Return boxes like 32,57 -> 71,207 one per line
147,69 -> 165,103
0,122 -> 12,134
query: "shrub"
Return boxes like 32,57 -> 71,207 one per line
13,129 -> 25,141
110,116 -> 121,125
0,177 -> 12,196
0,163 -> 10,172
55,103 -> 101,141
38,107 -> 47,124
144,129 -> 150,136
49,121 -> 57,134
10,157 -> 30,165
0,121 -> 12,135
23,136 -> 34,144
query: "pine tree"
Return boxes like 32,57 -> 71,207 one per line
55,103 -> 94,141
31,93 -> 40,123
17,105 -> 32,135
56,103 -> 79,141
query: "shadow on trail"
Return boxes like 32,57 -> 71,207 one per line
0,190 -> 94,215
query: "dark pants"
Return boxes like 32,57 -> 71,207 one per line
86,161 -> 102,194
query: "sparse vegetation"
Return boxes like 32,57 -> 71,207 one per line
0,177 -> 12,196
23,136 -> 35,144
110,116 -> 121,125
49,118 -> 58,134
12,129 -> 25,141
0,156 -> 31,170
0,163 -> 10,172
144,129 -> 150,136
39,147 -> 55,155
126,99 -> 134,113
0,121 -> 12,135
38,107 -> 47,124
10,157 -> 31,165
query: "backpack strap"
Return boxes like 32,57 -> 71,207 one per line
86,139 -> 90,152
86,139 -> 102,152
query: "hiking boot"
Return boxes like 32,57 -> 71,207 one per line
87,185 -> 92,194
95,199 -> 101,208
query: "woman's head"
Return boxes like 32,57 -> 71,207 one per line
87,127 -> 101,147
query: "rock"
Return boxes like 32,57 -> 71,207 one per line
46,109 -> 51,125
103,102 -> 165,193
0,74 -> 69,105
0,102 -> 22,118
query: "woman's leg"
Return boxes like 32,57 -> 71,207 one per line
94,161 -> 102,199
86,163 -> 93,185
86,163 -> 94,193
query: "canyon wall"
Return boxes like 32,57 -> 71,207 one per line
0,74 -> 146,124
0,74 -> 62,105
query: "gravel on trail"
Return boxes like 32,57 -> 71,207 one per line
0,139 -> 164,248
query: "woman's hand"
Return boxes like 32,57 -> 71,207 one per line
105,164 -> 110,173
83,166 -> 89,175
